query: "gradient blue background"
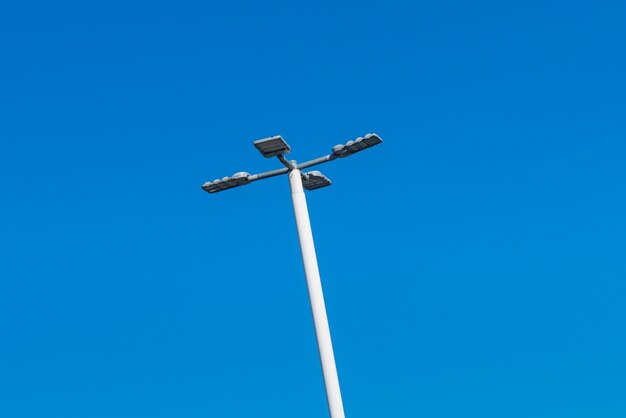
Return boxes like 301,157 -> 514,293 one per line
1,1 -> 625,417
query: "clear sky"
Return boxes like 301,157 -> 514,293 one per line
1,1 -> 625,417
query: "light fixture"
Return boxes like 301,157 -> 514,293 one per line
302,171 -> 332,190
253,135 -> 291,158
201,171 -> 250,193
332,133 -> 382,158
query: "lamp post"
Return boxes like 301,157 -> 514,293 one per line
202,133 -> 383,418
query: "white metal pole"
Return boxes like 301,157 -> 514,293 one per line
288,168 -> 345,418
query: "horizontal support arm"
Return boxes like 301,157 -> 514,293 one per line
297,154 -> 337,170
204,152 -> 339,193
248,166 -> 290,181
249,153 -> 337,183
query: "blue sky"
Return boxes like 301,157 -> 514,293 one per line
1,1 -> 625,417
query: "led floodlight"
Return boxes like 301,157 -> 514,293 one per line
202,171 -> 251,193
253,135 -> 291,158
302,171 -> 332,190
332,133 -> 382,158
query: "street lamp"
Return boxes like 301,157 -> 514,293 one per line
202,133 -> 383,418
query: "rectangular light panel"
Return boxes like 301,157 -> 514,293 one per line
253,135 -> 291,158
302,171 -> 332,190
202,172 -> 250,194
332,133 -> 382,158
